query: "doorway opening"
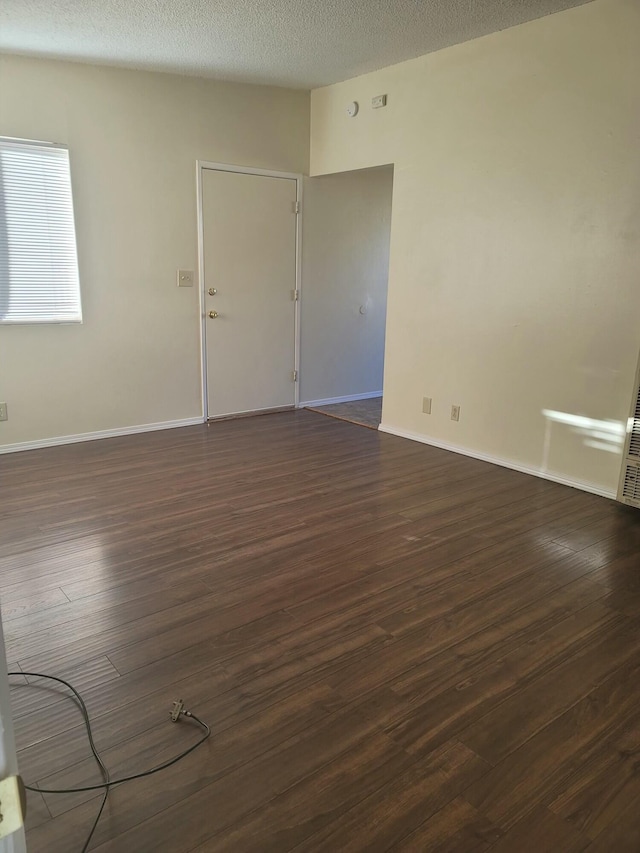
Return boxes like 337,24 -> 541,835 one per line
299,165 -> 393,430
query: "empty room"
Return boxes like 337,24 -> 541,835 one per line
1,0 -> 639,850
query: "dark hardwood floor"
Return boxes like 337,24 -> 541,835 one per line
2,410 -> 640,852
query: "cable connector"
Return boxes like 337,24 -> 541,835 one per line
170,699 -> 185,722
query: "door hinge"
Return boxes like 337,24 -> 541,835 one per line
292,200 -> 300,214
291,289 -> 300,302
291,370 -> 298,382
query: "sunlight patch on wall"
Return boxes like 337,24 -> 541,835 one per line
542,408 -> 625,459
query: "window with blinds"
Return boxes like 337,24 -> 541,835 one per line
0,137 -> 82,324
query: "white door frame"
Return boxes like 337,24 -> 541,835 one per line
196,161 -> 303,420
0,612 -> 27,853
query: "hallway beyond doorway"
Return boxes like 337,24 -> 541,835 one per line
306,396 -> 382,430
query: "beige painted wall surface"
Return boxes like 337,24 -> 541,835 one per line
0,55 -> 309,447
300,166 -> 393,403
310,0 -> 640,495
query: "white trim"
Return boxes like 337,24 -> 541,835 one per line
294,177 -> 303,408
0,611 -> 27,853
0,417 -> 204,455
196,161 -> 302,418
197,160 -> 301,181
196,162 -> 207,420
301,391 -> 383,408
378,423 -> 616,500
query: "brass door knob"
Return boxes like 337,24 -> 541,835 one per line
208,288 -> 217,296
208,311 -> 218,319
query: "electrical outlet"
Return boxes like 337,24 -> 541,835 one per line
170,699 -> 185,722
0,402 -> 7,422
451,405 -> 460,422
422,397 -> 432,415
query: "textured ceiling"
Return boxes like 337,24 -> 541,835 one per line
0,0 -> 592,89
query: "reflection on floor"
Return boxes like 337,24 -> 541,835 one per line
305,396 -> 382,430
6,411 -> 640,850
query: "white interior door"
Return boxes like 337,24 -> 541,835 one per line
202,168 -> 298,419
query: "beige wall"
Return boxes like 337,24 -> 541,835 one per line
310,0 -> 640,496
0,55 -> 309,447
300,166 -> 393,403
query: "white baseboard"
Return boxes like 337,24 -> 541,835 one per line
378,423 -> 617,501
0,417 -> 204,455
300,391 -> 383,408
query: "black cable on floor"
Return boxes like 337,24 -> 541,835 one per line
8,671 -> 210,852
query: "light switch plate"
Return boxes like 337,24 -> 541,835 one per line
177,270 -> 194,287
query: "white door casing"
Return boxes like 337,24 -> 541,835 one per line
0,614 -> 27,853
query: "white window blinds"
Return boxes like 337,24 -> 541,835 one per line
0,138 -> 82,324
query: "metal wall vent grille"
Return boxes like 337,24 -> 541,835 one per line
618,356 -> 640,508
629,384 -> 640,458
622,463 -> 640,503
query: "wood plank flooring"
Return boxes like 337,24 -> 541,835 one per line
2,409 -> 640,852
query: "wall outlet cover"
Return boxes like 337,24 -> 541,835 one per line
177,270 -> 194,287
